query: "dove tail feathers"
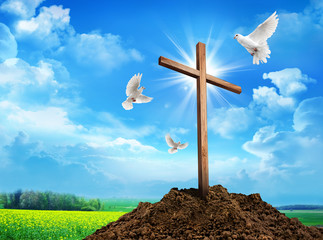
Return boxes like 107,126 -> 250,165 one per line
122,99 -> 133,110
253,43 -> 271,65
168,148 -> 178,154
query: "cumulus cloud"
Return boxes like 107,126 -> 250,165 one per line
230,72 -> 323,181
0,128 -> 190,197
0,0 -> 44,19
0,58 -> 54,85
57,32 -> 143,72
252,86 -> 295,118
281,0 -> 323,33
210,68 -> 315,138
293,97 -> 323,133
214,116 -> 322,204
243,97 -> 323,189
0,131 -> 120,196
209,107 -> 256,139
105,137 -> 158,153
0,58 -> 67,106
263,68 -> 316,96
0,101 -> 86,147
0,23 -> 17,62
251,68 -> 317,120
243,125 -> 280,160
15,5 -> 72,49
209,69 -> 313,138
8,106 -> 84,134
10,3 -> 143,72
3,131 -> 39,164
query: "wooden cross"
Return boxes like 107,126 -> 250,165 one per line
159,42 -> 242,198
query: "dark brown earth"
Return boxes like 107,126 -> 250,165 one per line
85,185 -> 323,240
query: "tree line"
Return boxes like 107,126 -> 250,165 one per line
0,189 -> 104,211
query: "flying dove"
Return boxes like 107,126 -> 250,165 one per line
234,11 -> 279,65
122,73 -> 153,110
165,133 -> 188,154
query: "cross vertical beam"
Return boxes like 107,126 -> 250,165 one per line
196,42 -> 209,198
158,42 -> 241,199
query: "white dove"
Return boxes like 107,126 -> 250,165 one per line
165,133 -> 188,154
234,11 -> 279,65
122,73 -> 153,110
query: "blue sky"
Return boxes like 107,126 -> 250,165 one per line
0,0 -> 322,206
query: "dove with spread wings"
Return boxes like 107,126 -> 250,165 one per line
234,11 -> 279,65
165,134 -> 188,154
122,73 -> 153,110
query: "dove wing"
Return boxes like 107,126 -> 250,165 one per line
126,73 -> 142,96
136,94 -> 153,103
178,142 -> 188,150
248,11 -> 278,44
165,134 -> 176,147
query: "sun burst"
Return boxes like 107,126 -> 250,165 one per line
155,29 -> 247,122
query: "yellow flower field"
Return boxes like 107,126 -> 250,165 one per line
0,209 -> 125,240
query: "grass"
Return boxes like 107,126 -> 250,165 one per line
1,204 -> 322,240
101,198 -> 159,212
0,209 -> 125,240
279,210 -> 323,226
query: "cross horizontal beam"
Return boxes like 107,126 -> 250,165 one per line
159,56 -> 242,94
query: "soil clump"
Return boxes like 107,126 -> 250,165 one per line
85,185 -> 323,239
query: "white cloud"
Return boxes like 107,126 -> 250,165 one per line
209,107 -> 255,139
0,58 -> 54,85
210,156 -> 248,178
209,68 -> 317,140
243,97 -> 323,181
58,32 -> 143,72
0,23 -> 17,62
170,127 -> 189,135
10,3 -> 143,71
0,58 -> 65,106
45,141 -> 194,183
263,68 -> 316,96
9,106 -> 84,133
293,97 -> 323,132
278,0 -> 323,35
0,101 -> 84,139
106,137 -> 158,153
93,112 -> 156,139
0,0 -> 44,18
252,86 -> 295,118
4,2 -> 143,72
15,5 -> 72,49
243,125 -> 279,160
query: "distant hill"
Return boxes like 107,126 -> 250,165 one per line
276,205 -> 323,210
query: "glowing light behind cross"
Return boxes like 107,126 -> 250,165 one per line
156,34 -> 244,120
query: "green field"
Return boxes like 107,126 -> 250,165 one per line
0,209 -> 125,240
101,198 -> 159,212
1,208 -> 322,240
279,210 -> 323,226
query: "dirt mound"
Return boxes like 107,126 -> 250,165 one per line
85,185 -> 323,239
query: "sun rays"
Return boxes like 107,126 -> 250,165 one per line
154,29 -> 247,122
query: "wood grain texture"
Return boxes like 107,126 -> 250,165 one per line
196,42 -> 209,199
159,56 -> 200,78
158,42 -> 242,199
159,56 -> 241,94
